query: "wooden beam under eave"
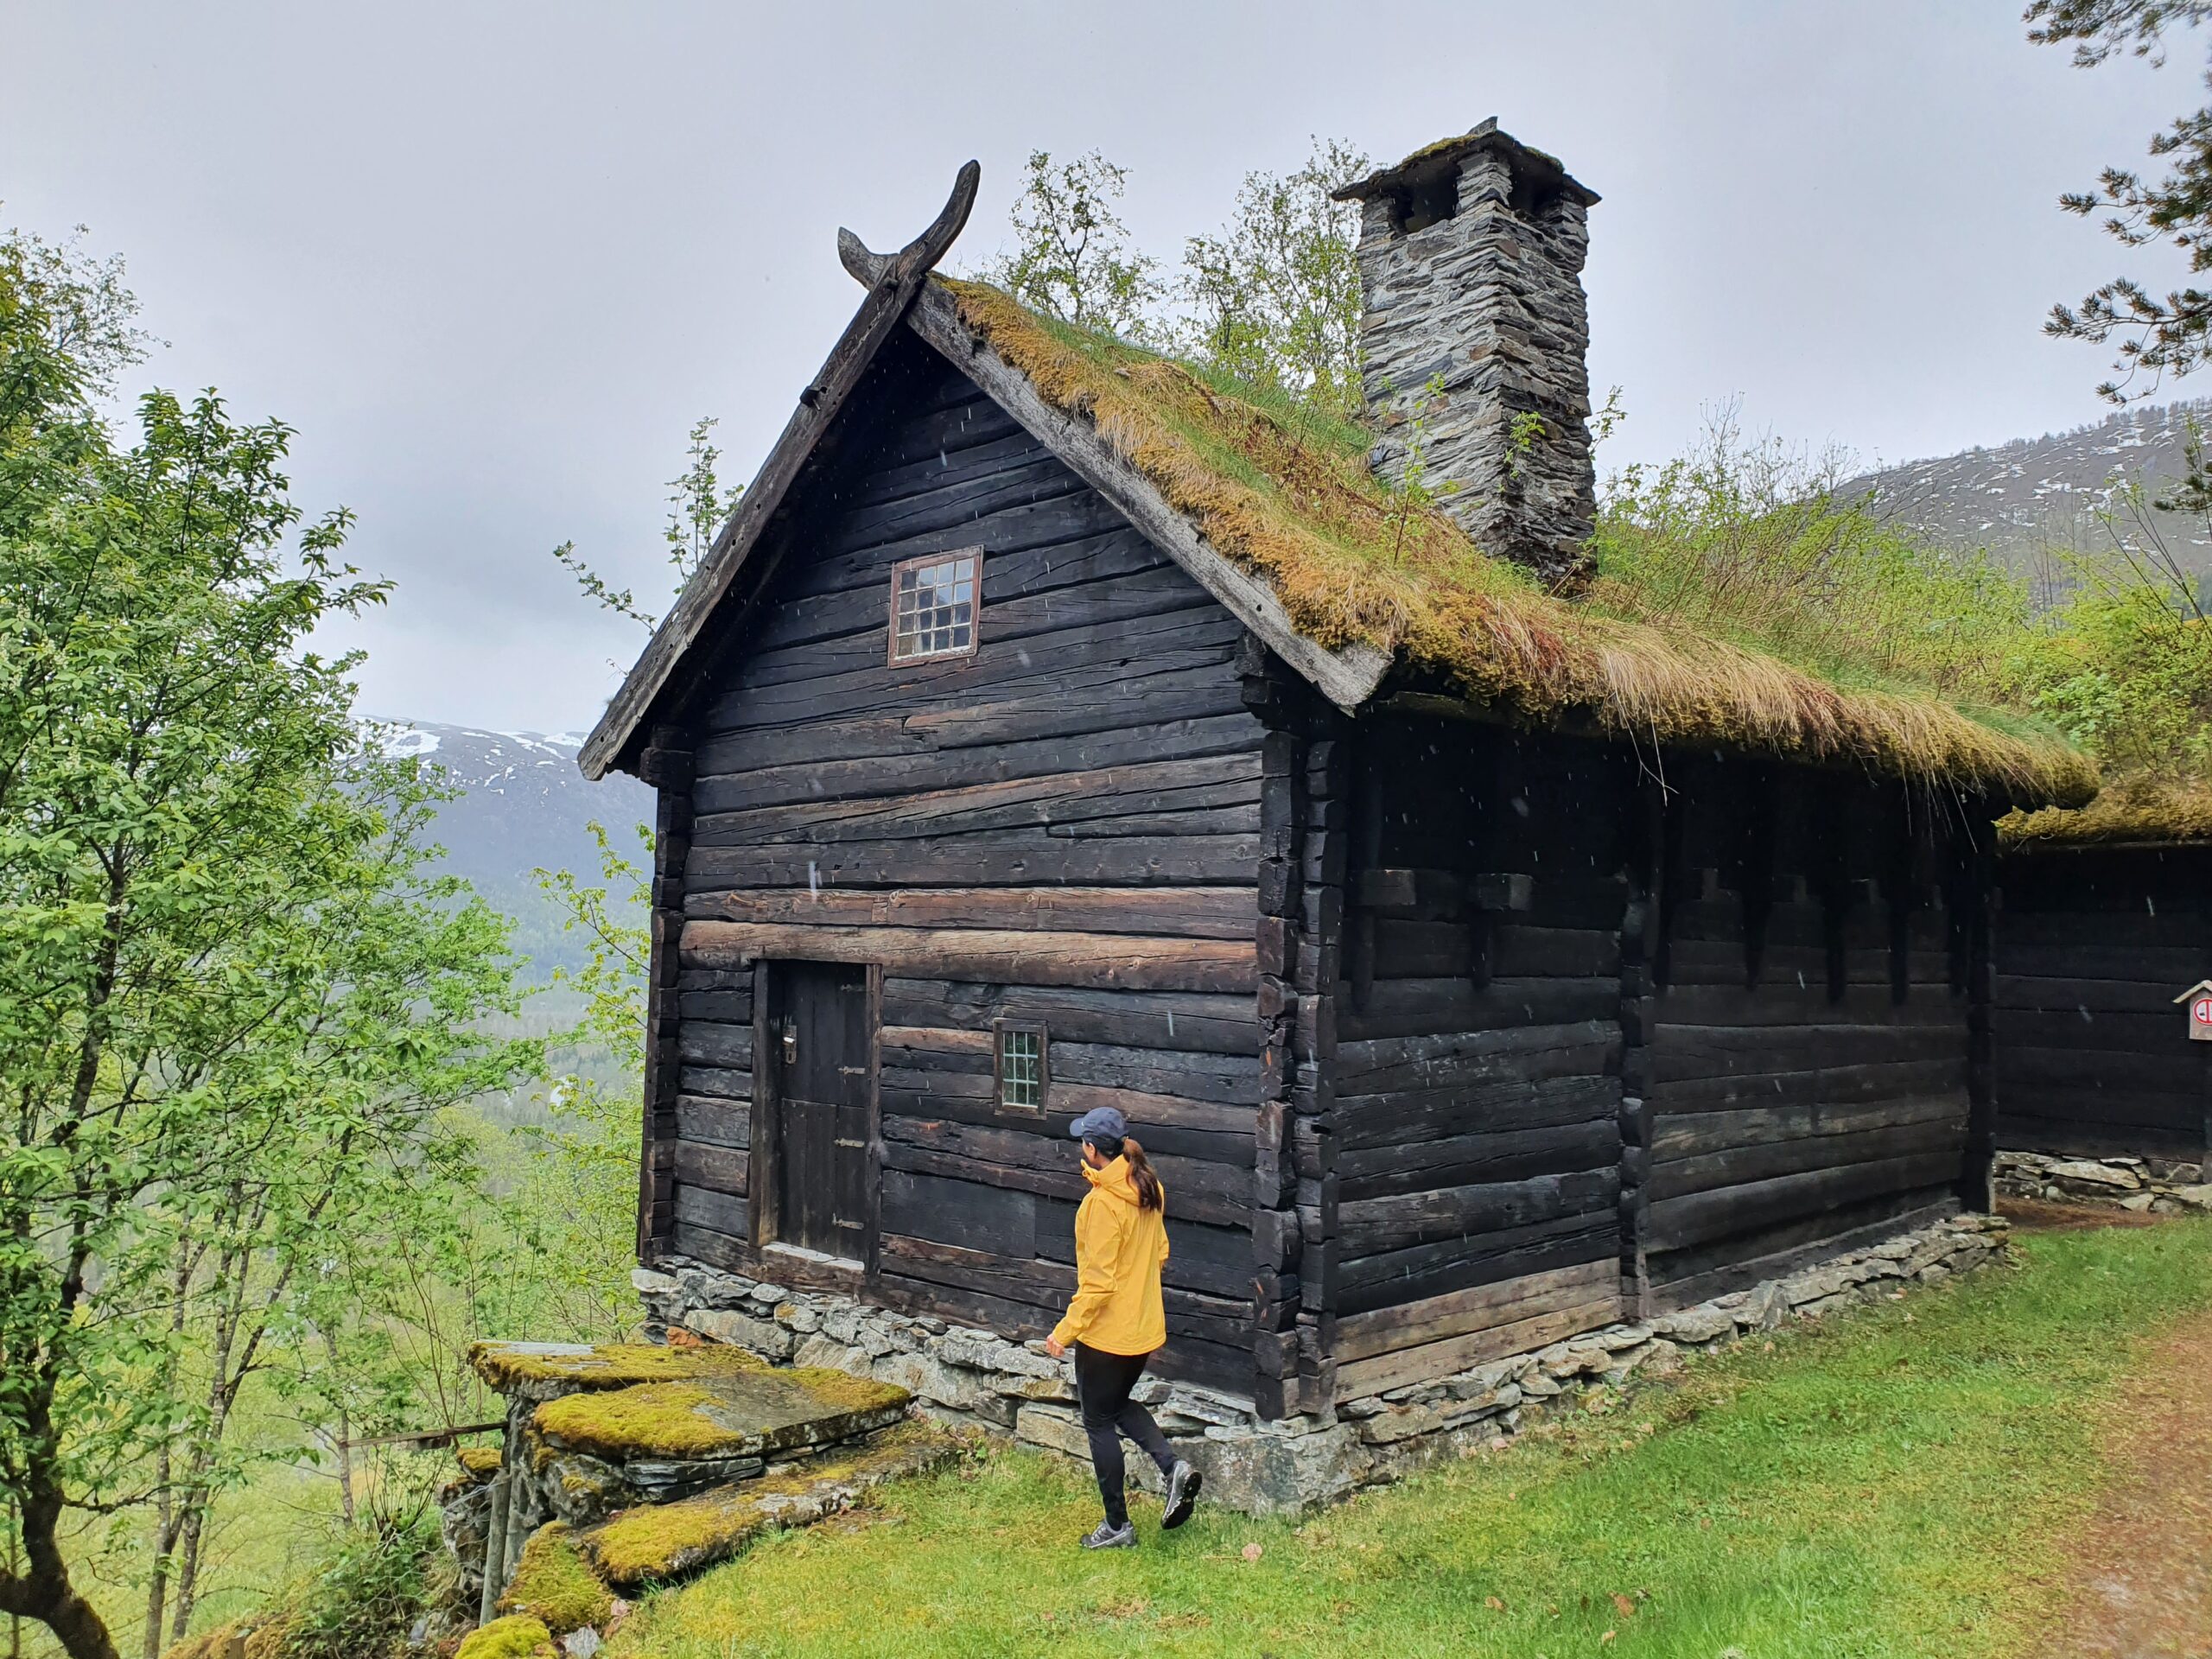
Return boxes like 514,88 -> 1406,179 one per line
903,283 -> 1393,716
680,919 -> 1258,995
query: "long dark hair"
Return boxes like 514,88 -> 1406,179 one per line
1088,1134 -> 1163,1211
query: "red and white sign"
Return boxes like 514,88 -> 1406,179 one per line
2176,980 -> 2212,1042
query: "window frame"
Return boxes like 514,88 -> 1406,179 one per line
991,1019 -> 1048,1114
887,547 -> 983,667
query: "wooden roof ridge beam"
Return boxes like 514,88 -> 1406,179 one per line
902,281 -> 1394,715
579,161 -> 981,781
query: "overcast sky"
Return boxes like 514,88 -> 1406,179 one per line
0,3 -> 2189,733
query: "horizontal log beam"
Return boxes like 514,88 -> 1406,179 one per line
1334,1294 -> 1619,1402
702,884 -> 1253,939
1334,1257 -> 1618,1363
682,920 -> 1255,993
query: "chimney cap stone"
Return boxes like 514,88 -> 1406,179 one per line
1331,118 -> 1599,210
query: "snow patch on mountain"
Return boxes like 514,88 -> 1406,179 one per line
1847,399 -> 2212,580
365,719 -> 652,979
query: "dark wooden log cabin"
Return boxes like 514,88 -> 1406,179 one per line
580,127 -> 2089,1418
1993,826 -> 2212,1167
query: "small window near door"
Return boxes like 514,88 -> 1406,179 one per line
995,1020 -> 1046,1111
888,549 -> 981,664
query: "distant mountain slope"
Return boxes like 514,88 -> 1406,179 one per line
376,721 -> 652,981
1847,399 -> 2212,579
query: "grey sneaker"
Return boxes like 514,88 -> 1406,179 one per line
1161,1460 -> 1203,1530
1081,1520 -> 1136,1550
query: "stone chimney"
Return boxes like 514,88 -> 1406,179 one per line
1333,120 -> 1600,589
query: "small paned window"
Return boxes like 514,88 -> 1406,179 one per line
995,1021 -> 1046,1111
889,550 -> 980,664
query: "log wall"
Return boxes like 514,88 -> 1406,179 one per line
652,340 -> 1267,1393
1641,760 -> 1984,1308
1326,718 -> 1631,1400
1993,843 -> 2212,1161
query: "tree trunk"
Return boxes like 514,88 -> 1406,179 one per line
30,1588 -> 114,1659
0,1237 -> 122,1659
139,1477 -> 176,1659
143,1232 -> 197,1659
8,1500 -> 22,1659
168,1509 -> 204,1645
333,1424 -> 355,1531
173,1204 -> 299,1644
325,1332 -> 355,1529
3,1485 -> 121,1659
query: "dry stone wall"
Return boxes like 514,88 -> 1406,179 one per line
1996,1149 -> 2212,1214
635,1211 -> 2009,1514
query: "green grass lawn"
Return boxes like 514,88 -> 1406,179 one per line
605,1216 -> 2212,1659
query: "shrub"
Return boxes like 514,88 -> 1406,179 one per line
270,1515 -> 440,1659
1592,415 -> 2036,707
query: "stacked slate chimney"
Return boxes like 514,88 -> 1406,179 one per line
1334,120 -> 1601,589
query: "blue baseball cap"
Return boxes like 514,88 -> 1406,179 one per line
1067,1105 -> 1127,1142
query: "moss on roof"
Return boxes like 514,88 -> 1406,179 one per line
938,277 -> 2097,808
2001,779 -> 2212,849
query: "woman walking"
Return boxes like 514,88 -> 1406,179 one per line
1043,1105 -> 1203,1549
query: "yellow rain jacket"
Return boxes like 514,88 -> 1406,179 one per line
1049,1155 -> 1168,1355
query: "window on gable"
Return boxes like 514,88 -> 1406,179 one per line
889,549 -> 980,664
994,1020 -> 1046,1112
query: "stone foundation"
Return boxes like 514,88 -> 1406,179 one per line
1995,1150 -> 2212,1214
634,1211 -> 2010,1514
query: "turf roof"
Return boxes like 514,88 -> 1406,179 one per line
938,276 -> 2098,809
2000,779 -> 2212,849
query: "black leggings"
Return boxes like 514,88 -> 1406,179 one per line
1074,1343 -> 1176,1529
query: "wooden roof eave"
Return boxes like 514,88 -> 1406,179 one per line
579,162 -> 982,781
901,282 -> 1392,715
1381,690 -> 2058,813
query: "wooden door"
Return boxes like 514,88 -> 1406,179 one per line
765,961 -> 876,1262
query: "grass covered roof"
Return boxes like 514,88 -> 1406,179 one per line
938,278 -> 2096,809
2002,780 -> 2212,849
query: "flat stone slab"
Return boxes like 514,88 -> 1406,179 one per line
532,1366 -> 911,1465
469,1340 -> 770,1402
579,1420 -> 962,1591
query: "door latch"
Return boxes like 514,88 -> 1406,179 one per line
779,1020 -> 798,1066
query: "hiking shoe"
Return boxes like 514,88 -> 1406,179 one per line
1161,1460 -> 1203,1530
1081,1521 -> 1136,1550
